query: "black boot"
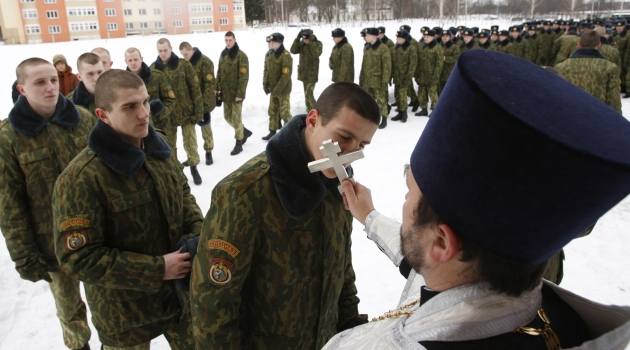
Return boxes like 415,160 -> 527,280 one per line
262,130 -> 276,141
391,101 -> 398,106
623,93 -> 630,99
190,166 -> 202,185
401,111 -> 408,123
378,117 -> 387,129
230,139 -> 243,155
391,111 -> 403,121
411,100 -> 420,112
387,104 -> 392,115
415,108 -> 428,117
205,152 -> 213,165
182,160 -> 189,167
242,128 -> 252,144
77,343 -> 90,350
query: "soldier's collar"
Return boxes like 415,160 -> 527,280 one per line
9,94 -> 80,137
334,37 -> 349,48
273,44 -> 286,57
423,39 -> 437,48
154,52 -> 180,70
368,38 -> 382,50
72,81 -> 94,109
190,47 -> 202,66
221,42 -> 240,59
126,62 -> 152,84
569,48 -> 607,59
88,120 -> 171,177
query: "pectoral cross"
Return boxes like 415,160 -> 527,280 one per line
307,139 -> 365,193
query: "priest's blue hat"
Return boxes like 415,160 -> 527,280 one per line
410,49 -> 630,265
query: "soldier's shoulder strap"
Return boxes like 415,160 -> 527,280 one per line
217,151 -> 270,196
60,147 -> 97,179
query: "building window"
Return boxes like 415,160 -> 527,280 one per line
153,8 -> 161,14
233,3 -> 243,11
105,8 -> 116,16
173,20 -> 182,27
172,7 -> 181,14
140,22 -> 148,28
46,10 -> 59,18
25,25 -> 41,34
155,21 -> 162,27
70,22 -> 98,31
125,22 -> 133,29
103,0 -> 114,2
68,7 -> 96,16
138,8 -> 146,15
190,17 -> 212,25
219,18 -> 228,24
189,3 -> 212,12
123,0 -> 130,2
234,16 -> 243,23
49,25 -> 61,33
124,9 -> 132,15
107,23 -> 118,30
219,5 -> 227,12
44,0 -> 57,3
23,9 -> 38,18
20,0 -> 35,3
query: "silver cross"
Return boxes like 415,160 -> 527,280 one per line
307,139 -> 365,193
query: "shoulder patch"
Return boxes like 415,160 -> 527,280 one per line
207,239 -> 240,257
282,67 -> 290,74
66,229 -> 87,250
60,218 -> 90,230
209,258 -> 234,285
240,67 -> 247,74
168,90 -> 175,98
206,73 -> 214,81
284,51 -> 289,55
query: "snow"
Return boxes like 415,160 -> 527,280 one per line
1,19 -> 629,349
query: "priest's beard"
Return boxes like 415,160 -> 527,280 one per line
400,225 -> 427,274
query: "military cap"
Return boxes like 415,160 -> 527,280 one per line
457,25 -> 465,30
586,17 -> 592,23
442,29 -> 453,37
594,18 -> 603,25
480,28 -> 490,35
499,30 -> 509,36
378,26 -> 386,34
542,20 -> 552,26
606,27 -> 613,34
491,29 -> 499,36
360,28 -> 367,37
331,28 -> 345,37
616,20 -> 627,26
463,28 -> 474,36
579,21 -> 593,29
478,32 -> 489,39
266,32 -> 284,43
509,26 -> 522,32
364,27 -> 379,36
300,29 -> 312,39
553,19 -> 561,25
433,27 -> 443,35
423,28 -> 436,36
411,49 -> 630,265
472,27 -> 479,34
396,29 -> 410,40
490,25 -> 499,31
449,27 -> 458,33
528,25 -> 537,32
400,24 -> 411,32
568,25 -> 577,32
421,26 -> 430,33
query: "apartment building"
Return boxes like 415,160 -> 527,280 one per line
0,0 -> 245,44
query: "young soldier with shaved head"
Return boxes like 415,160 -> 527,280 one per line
1,58 -> 94,350
92,47 -> 113,71
68,52 -> 105,118
52,69 -> 203,350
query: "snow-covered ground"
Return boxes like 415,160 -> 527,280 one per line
0,19 -> 629,349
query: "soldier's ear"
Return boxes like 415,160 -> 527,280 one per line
305,109 -> 320,130
95,108 -> 111,125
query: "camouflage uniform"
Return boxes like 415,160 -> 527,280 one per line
601,43 -> 622,79
290,31 -> 323,111
439,41 -> 460,96
67,82 -> 97,119
538,29 -> 555,66
408,38 -> 420,105
459,40 -> 478,54
359,39 -> 392,117
416,39 -> 444,110
392,40 -> 417,110
151,53 -> 203,166
495,39 -> 513,55
510,36 -> 529,60
0,95 -> 93,349
191,115 -> 364,349
188,48 -> 217,154
52,121 -> 203,348
264,46 -> 293,131
526,33 -> 540,64
615,29 -> 629,90
217,43 -> 249,140
329,37 -> 354,83
553,33 -> 580,65
555,48 -> 622,114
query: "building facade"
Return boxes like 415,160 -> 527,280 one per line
0,0 -> 245,44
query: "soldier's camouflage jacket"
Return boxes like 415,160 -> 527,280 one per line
495,38 -> 513,55
52,121 -> 203,347
130,62 -> 177,129
459,40 -> 478,54
329,37 -> 355,83
510,36 -> 529,60
191,115 -> 363,350
359,39 -> 392,89
151,52 -> 203,126
264,45 -> 292,95
0,95 -> 93,282
600,43 -> 622,78
217,42 -> 249,102
555,48 -> 622,114
290,32 -> 323,83
615,30 -> 629,66
392,40 -> 417,86
440,41 -> 460,85
381,35 -> 396,53
189,48 -> 217,114
538,29 -> 555,65
553,33 -> 580,65
416,39 -> 444,86
526,33 -> 539,64
67,82 -> 97,118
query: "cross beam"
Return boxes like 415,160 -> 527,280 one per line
307,139 -> 364,193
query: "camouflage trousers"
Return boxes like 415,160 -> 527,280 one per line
408,81 -> 418,103
303,81 -> 317,111
49,270 -> 91,349
364,87 -> 389,117
102,310 -> 195,350
394,84 -> 409,110
181,124 -> 200,167
268,93 -> 292,131
155,118 -> 178,161
418,84 -> 439,109
224,102 -> 244,140
201,124 -> 214,152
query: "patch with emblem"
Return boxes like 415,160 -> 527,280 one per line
240,67 -> 247,74
282,67 -> 289,74
207,239 -> 240,257
66,230 -> 87,250
60,218 -> 90,231
168,90 -> 175,98
209,258 -> 233,285
206,73 -> 214,81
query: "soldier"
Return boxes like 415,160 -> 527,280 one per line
616,20 -> 630,95
459,28 -> 478,53
262,33 -> 292,141
439,29 -> 460,97
538,21 -> 554,66
216,31 -> 252,156
555,30 -> 621,114
415,28 -> 443,117
496,30 -> 513,54
329,28 -> 354,83
553,25 -> 580,65
399,24 -> 420,112
490,29 -> 500,48
91,47 -> 113,71
390,30 -> 417,123
433,27 -> 443,44
359,27 -> 392,129
509,25 -> 529,60
191,82 -> 379,349
53,54 -> 79,96
378,26 -> 395,51
68,52 -> 104,117
526,25 -> 539,63
594,27 -> 622,79
180,42 -> 216,166
150,38 -> 204,184
290,29 -> 323,112
52,69 -> 203,350
1,58 -> 93,350
477,31 -> 492,49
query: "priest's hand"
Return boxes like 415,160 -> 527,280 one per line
341,179 -> 375,225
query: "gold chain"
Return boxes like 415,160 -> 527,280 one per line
513,308 -> 562,350
370,298 -> 421,322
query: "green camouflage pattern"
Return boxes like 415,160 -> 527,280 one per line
49,270 -> 92,348
439,42 -> 460,93
329,40 -> 355,83
359,41 -> 392,90
394,85 -> 408,110
144,69 -> 178,152
290,33 -> 323,83
616,30 -> 629,87
101,311 -> 193,350
459,41 -> 478,54
510,37 -> 529,60
392,41 -> 416,109
526,35 -> 540,63
601,44 -> 622,78
418,84 -> 439,110
263,49 -> 293,96
555,55 -> 622,113
268,94 -> 291,131
217,49 -> 249,101
66,90 -> 96,116
190,152 -> 360,349
416,41 -> 443,86
191,53 -> 217,114
201,125 -> 214,152
150,58 -> 203,127
553,34 -> 580,65
223,102 -> 244,140
365,87 -> 388,117
408,39 -> 419,103
303,82 -> 316,111
495,41 -> 513,55
538,30 -> 555,66
52,140 -> 202,347
181,124 -> 200,166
